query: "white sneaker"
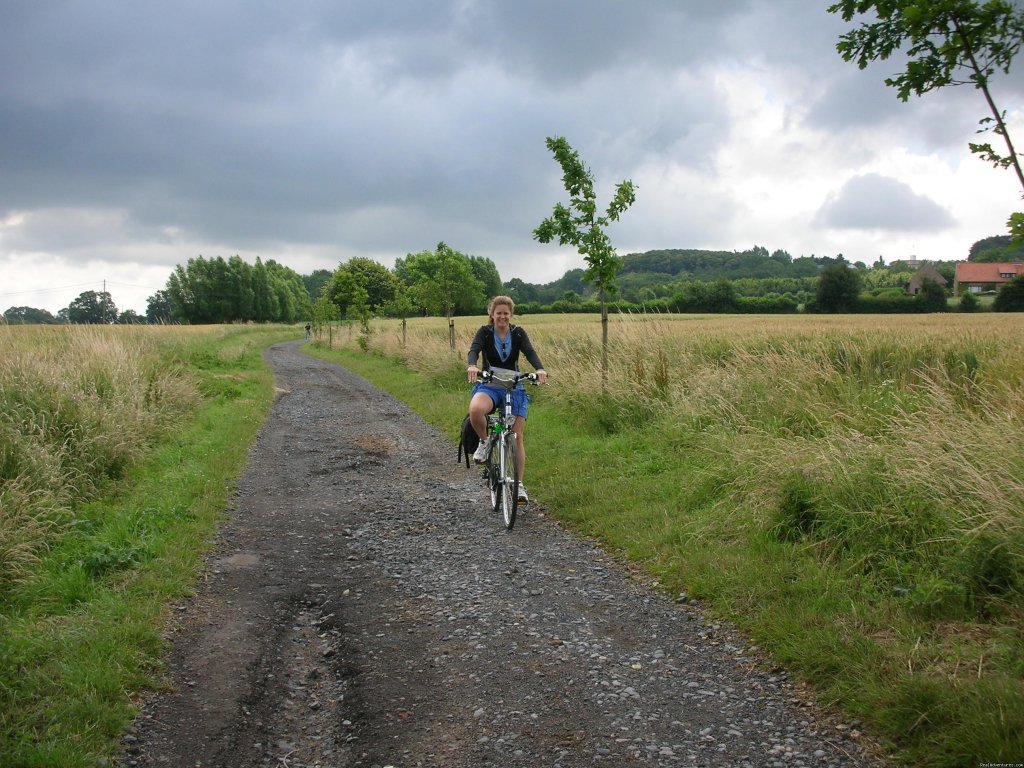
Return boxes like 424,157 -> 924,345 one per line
472,438 -> 489,464
517,484 -> 529,503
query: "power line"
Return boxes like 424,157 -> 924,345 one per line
0,281 -> 98,298
103,280 -> 165,291
0,280 -> 164,299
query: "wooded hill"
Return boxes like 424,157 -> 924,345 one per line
504,246 -> 901,306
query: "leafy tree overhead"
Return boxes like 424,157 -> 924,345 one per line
829,0 -> 1024,244
2,306 -> 57,324
533,136 -> 636,380
829,0 -> 1024,192
66,291 -> 117,324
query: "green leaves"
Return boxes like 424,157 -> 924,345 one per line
828,0 -> 1024,199
398,242 -> 485,319
532,136 -> 636,299
1008,211 -> 1024,244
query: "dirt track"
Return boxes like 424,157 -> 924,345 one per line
119,341 -> 886,768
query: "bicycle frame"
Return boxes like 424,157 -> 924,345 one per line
478,369 -> 536,530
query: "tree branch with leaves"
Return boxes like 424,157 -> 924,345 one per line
533,136 -> 636,381
829,0 -> 1024,240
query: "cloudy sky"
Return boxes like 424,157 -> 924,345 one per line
2,1 -> 1022,315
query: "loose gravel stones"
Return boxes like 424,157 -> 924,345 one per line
121,341 -> 886,768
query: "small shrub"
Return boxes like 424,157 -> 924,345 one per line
79,542 -> 150,578
959,291 -> 981,313
993,275 -> 1024,312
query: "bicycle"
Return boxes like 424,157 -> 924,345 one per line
478,369 -> 537,530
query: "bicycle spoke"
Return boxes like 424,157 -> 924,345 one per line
501,434 -> 519,530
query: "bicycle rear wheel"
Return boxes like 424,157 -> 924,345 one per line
500,433 -> 520,530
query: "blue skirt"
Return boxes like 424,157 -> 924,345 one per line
472,382 -> 530,419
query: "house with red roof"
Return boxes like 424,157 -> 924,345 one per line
953,262 -> 1024,296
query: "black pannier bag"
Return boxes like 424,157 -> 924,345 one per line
457,414 -> 480,467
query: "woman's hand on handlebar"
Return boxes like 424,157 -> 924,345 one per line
467,365 -> 479,383
535,369 -> 547,385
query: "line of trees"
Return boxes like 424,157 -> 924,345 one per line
6,235 -> 1024,327
2,291 -> 151,325
165,255 -> 311,324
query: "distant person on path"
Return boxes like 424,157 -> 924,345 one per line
466,295 -> 547,503
304,322 -> 311,340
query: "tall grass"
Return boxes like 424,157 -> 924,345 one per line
0,325 -> 199,593
0,323 -> 297,767
327,311 -> 1024,766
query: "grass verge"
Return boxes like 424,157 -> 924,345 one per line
0,325 -> 297,768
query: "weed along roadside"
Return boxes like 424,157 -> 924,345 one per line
310,311 -> 1024,767
0,324 -> 297,768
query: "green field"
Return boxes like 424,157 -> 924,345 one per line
1,315 -> 1022,767
313,311 -> 1024,767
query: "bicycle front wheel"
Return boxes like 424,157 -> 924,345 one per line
499,433 -> 520,530
488,438 -> 501,513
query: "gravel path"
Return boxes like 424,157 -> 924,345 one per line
120,341 -> 887,768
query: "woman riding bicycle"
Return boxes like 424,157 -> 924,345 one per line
467,295 -> 547,503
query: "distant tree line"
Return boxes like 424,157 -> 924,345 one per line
6,234 -> 1024,325
2,291 -> 153,325
503,247 -> 964,313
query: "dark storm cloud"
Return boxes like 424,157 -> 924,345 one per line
0,0 -> 745,252
0,0 -> 1015,312
815,173 -> 955,232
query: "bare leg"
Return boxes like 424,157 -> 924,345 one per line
469,393 -> 493,442
512,416 -> 526,481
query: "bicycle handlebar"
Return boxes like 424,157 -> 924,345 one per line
478,370 -> 538,386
